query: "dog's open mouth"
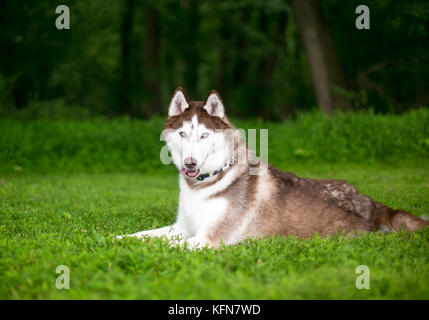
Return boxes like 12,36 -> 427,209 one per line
180,168 -> 200,178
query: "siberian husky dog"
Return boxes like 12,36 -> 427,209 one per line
117,87 -> 429,249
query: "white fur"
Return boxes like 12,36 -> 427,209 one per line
168,90 -> 189,116
166,114 -> 230,176
176,177 -> 229,247
203,93 -> 225,118
117,111 -> 239,249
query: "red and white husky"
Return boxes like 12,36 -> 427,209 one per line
117,87 -> 429,249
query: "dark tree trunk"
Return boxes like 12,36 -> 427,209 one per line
142,6 -> 161,118
216,16 -> 228,103
290,0 -> 351,114
257,10 -> 288,119
232,8 -> 249,87
119,0 -> 135,116
183,1 -> 199,98
255,11 -> 274,118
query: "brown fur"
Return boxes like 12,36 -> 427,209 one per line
207,169 -> 259,245
164,101 -> 232,131
203,163 -> 428,245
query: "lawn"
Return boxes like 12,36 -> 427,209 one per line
1,162 -> 428,299
0,109 -> 428,299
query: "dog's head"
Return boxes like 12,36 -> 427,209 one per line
163,87 -> 235,179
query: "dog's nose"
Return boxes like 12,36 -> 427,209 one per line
184,157 -> 197,169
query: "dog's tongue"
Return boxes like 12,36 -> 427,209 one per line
180,168 -> 200,178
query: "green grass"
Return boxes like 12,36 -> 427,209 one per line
1,162 -> 428,299
1,110 -> 428,299
1,108 -> 428,174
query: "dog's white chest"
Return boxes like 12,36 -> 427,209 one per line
177,179 -> 228,237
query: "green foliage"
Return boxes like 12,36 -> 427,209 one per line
322,0 -> 429,112
1,108 -> 428,174
258,108 -> 429,165
1,0 -> 428,117
0,116 -> 166,174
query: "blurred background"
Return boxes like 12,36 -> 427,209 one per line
1,0 -> 428,120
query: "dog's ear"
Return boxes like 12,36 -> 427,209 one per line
203,90 -> 225,118
168,87 -> 190,116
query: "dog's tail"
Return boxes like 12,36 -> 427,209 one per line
375,203 -> 429,232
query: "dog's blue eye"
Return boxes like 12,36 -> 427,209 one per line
201,132 -> 209,139
179,131 -> 185,138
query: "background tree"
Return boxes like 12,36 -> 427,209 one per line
142,4 -> 161,118
0,0 -> 428,119
290,0 -> 351,114
119,0 -> 136,116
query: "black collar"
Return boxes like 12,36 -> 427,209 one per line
196,155 -> 235,181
